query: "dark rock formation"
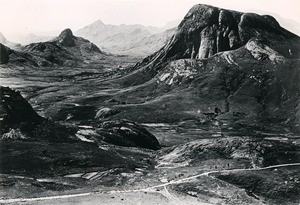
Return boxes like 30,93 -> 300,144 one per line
56,28 -> 75,47
0,43 -> 9,64
163,4 -> 300,60
95,107 -> 121,119
0,86 -> 42,133
96,119 -> 160,150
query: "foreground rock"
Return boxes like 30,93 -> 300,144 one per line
0,43 -> 9,64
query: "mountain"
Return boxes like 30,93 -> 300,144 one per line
76,20 -> 178,56
100,4 -> 300,134
3,28 -> 103,67
0,32 -> 21,49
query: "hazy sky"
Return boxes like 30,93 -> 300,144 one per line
1,0 -> 300,38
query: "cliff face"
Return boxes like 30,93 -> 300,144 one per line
163,4 -> 300,60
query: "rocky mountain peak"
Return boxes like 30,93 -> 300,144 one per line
123,4 -> 300,86
157,4 -> 300,61
56,28 -> 76,47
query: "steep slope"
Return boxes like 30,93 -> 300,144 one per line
76,20 -> 176,56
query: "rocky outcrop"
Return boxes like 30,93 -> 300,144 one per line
0,43 -> 9,64
95,107 -> 120,119
96,120 -> 160,150
56,28 -> 75,47
162,4 -> 300,60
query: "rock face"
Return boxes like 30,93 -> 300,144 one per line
0,43 -> 9,64
163,4 -> 300,60
96,120 -> 160,150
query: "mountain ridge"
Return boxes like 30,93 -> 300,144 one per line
76,19 -> 179,56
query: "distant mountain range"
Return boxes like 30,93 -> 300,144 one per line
0,32 -> 21,49
76,20 -> 180,56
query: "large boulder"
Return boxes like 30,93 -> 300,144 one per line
96,119 -> 160,150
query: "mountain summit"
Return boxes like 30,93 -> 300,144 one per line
121,4 -> 300,85
162,4 -> 299,59
5,28 -> 102,67
56,28 -> 75,47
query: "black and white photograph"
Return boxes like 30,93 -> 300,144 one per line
0,0 -> 300,204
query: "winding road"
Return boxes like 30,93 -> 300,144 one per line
1,163 -> 300,204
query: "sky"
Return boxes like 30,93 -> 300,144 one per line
1,0 -> 300,39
